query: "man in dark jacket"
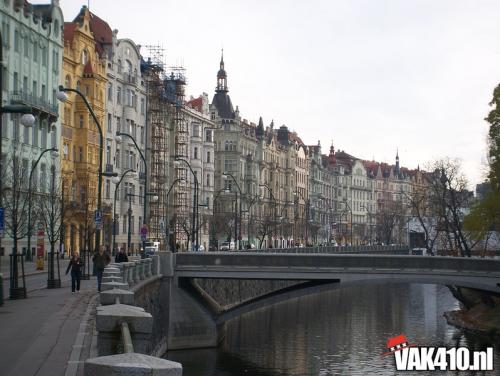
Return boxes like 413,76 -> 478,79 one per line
66,251 -> 83,294
115,247 -> 128,263
93,245 -> 110,292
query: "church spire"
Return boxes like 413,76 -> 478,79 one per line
395,148 -> 400,175
216,49 -> 228,92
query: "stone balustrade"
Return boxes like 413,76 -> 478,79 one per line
84,254 -> 179,375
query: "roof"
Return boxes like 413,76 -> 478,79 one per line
63,22 -> 77,43
187,96 -> 203,112
71,6 -> 112,58
83,60 -> 94,74
211,92 -> 235,119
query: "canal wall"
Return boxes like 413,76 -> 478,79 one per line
444,287 -> 500,339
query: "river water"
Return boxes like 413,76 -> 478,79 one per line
165,283 -> 499,375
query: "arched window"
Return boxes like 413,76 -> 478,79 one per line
65,75 -> 71,88
81,49 -> 88,65
125,59 -> 132,73
76,80 -> 81,91
54,19 -> 59,38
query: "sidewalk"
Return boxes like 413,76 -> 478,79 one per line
1,258 -> 71,280
0,275 -> 99,376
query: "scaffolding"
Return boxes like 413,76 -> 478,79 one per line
142,46 -> 189,249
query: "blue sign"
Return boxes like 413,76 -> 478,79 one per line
0,207 -> 4,236
94,210 -> 102,226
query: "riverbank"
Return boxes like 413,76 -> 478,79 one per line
444,287 -> 500,341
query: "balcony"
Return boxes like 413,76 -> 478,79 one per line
10,91 -> 58,120
123,73 -> 137,85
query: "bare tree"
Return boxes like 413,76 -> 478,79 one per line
375,199 -> 403,245
36,164 -> 65,287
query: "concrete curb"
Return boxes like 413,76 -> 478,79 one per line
65,292 -> 99,376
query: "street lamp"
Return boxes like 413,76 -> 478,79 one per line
26,147 -> 58,264
114,132 -> 148,253
223,172 -> 242,250
57,86 -> 105,253
165,177 -> 186,251
174,157 -> 199,251
293,190 -> 309,246
260,184 -> 277,248
340,200 -> 353,245
112,169 -> 135,254
126,192 -> 158,255
0,94 -> 36,301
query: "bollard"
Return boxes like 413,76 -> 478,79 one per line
138,260 -> 145,280
145,258 -> 152,278
133,261 -> 140,284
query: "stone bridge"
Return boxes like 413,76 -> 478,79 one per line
166,251 -> 500,350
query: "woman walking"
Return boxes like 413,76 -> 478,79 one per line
66,251 -> 83,294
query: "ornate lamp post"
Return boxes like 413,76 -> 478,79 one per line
26,147 -> 58,264
223,172 -> 242,250
165,177 -> 186,251
112,169 -> 135,254
174,157 -> 199,251
114,132 -> 148,252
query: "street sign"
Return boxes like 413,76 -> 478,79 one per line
0,207 -> 4,236
94,210 -> 102,229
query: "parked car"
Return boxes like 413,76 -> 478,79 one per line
220,241 -> 235,251
410,248 -> 427,256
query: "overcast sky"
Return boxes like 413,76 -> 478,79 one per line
50,0 -> 500,187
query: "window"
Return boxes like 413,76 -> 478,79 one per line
23,123 -> 29,144
106,143 -> 111,164
42,47 -> 47,67
224,159 -> 236,172
12,115 -> 19,141
117,86 -> 121,104
81,49 -> 88,65
207,151 -> 211,163
105,179 -> 110,199
14,29 -> 19,52
117,59 -> 122,74
140,126 -> 144,144
33,42 -> 37,62
122,215 -> 127,233
2,22 -> 10,47
193,147 -> 198,159
192,123 -> 200,137
206,174 -> 210,187
13,72 -> 18,91
24,37 -> 29,57
79,115 -> 84,128
107,114 -> 112,133
32,80 -> 37,97
205,129 -> 213,142
140,98 -> 145,114
115,148 -> 120,167
40,164 -> 46,193
79,147 -> 83,162
107,83 -> 113,101
32,122 -> 38,147
116,117 -> 121,132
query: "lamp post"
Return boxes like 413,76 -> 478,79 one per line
57,86 -> 105,254
245,194 -> 260,249
26,147 -> 58,264
174,157 -> 199,251
259,184 -> 277,248
278,201 -> 292,248
165,177 -> 186,251
126,192 -> 158,255
114,132 -> 148,252
0,40 -> 36,300
112,169 -> 135,254
211,187 -> 230,250
293,190 -> 309,245
340,200 -> 353,245
223,172 -> 242,250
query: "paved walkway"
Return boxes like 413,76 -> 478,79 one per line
0,274 -> 99,376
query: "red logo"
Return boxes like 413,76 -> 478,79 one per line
382,334 -> 414,357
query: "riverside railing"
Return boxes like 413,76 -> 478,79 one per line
84,254 -> 182,375
210,245 -> 409,255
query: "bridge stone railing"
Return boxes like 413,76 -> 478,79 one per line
84,255 -> 182,375
222,245 -> 409,255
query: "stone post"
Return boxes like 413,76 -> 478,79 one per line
84,353 -> 182,376
145,258 -> 152,278
133,261 -> 140,284
151,254 -> 159,276
139,260 -> 146,280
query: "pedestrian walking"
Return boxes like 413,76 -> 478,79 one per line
93,245 -> 110,292
65,251 -> 83,294
115,247 -> 128,263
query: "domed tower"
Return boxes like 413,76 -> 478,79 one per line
216,49 -> 228,92
211,49 -> 235,120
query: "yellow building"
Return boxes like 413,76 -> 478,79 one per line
61,6 -> 110,255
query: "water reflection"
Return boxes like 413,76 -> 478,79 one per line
166,283 -> 498,375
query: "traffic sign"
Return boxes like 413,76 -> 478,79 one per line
94,210 -> 102,224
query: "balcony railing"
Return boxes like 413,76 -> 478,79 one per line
10,91 -> 58,117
